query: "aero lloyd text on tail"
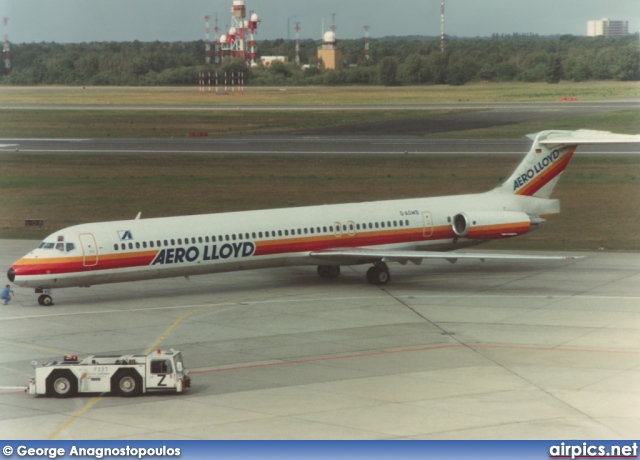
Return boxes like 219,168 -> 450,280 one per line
7,130 -> 640,306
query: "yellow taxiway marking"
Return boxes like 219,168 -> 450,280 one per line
47,294 -> 277,439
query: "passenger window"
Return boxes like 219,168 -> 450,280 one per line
177,239 -> 182,245
150,241 -> 154,248
128,243 -> 133,249
114,244 -> 118,251
143,242 -> 147,248
136,242 -> 140,249
171,239 -> 175,245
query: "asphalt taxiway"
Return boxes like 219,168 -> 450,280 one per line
1,240 -> 638,439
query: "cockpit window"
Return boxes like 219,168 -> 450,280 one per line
38,241 -> 75,252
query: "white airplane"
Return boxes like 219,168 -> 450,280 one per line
7,130 -> 640,306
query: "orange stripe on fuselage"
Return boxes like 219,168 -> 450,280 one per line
12,251 -> 158,277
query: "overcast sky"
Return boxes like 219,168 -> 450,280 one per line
0,0 -> 638,43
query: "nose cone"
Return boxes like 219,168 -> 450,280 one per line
7,267 -> 15,282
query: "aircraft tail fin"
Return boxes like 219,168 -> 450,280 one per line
492,130 -> 640,199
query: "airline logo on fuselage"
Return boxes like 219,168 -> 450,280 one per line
118,230 -> 134,240
513,149 -> 561,191
152,242 -> 256,265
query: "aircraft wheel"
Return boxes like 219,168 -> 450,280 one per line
38,294 -> 54,306
366,266 -> 390,285
317,265 -> 340,279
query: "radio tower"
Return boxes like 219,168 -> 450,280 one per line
214,13 -> 221,66
363,25 -> 370,60
204,15 -> 211,66
2,17 -> 10,76
248,11 -> 260,67
294,22 -> 301,66
440,0 -> 445,52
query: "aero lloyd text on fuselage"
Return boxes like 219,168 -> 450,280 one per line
513,149 -> 561,191
152,242 -> 256,265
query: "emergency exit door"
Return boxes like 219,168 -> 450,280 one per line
422,212 -> 434,238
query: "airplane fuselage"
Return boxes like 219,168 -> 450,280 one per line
8,191 -> 556,290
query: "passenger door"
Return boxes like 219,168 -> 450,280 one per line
79,233 -> 98,266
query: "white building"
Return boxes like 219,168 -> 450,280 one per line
587,18 -> 629,37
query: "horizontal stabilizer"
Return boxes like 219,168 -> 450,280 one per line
530,130 -> 640,146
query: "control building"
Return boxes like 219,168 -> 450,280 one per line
317,31 -> 342,70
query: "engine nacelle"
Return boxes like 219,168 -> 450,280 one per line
452,211 -> 531,240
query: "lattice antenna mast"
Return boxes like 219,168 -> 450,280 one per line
363,25 -> 370,60
214,13 -> 221,66
3,17 -> 10,76
440,0 -> 445,52
294,22 -> 301,66
204,15 -> 211,66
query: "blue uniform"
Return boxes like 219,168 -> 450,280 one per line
1,286 -> 14,304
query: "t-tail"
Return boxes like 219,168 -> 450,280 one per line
492,130 -> 640,198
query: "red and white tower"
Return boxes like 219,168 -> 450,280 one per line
440,0 -> 445,52
363,25 -> 370,60
248,11 -> 260,67
2,17 -> 10,76
294,22 -> 301,66
217,1 -> 259,66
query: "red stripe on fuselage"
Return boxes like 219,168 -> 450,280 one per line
12,251 -> 158,277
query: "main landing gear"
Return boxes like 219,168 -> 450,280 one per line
316,262 -> 391,286
36,289 -> 54,306
365,262 -> 390,285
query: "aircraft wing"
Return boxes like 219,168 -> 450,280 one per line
309,248 -> 581,266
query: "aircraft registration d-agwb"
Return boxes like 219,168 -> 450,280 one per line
7,130 -> 640,306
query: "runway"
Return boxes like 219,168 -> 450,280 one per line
1,136 -> 639,157
1,240 -> 639,439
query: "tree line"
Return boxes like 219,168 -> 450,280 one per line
1,34 -> 638,86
